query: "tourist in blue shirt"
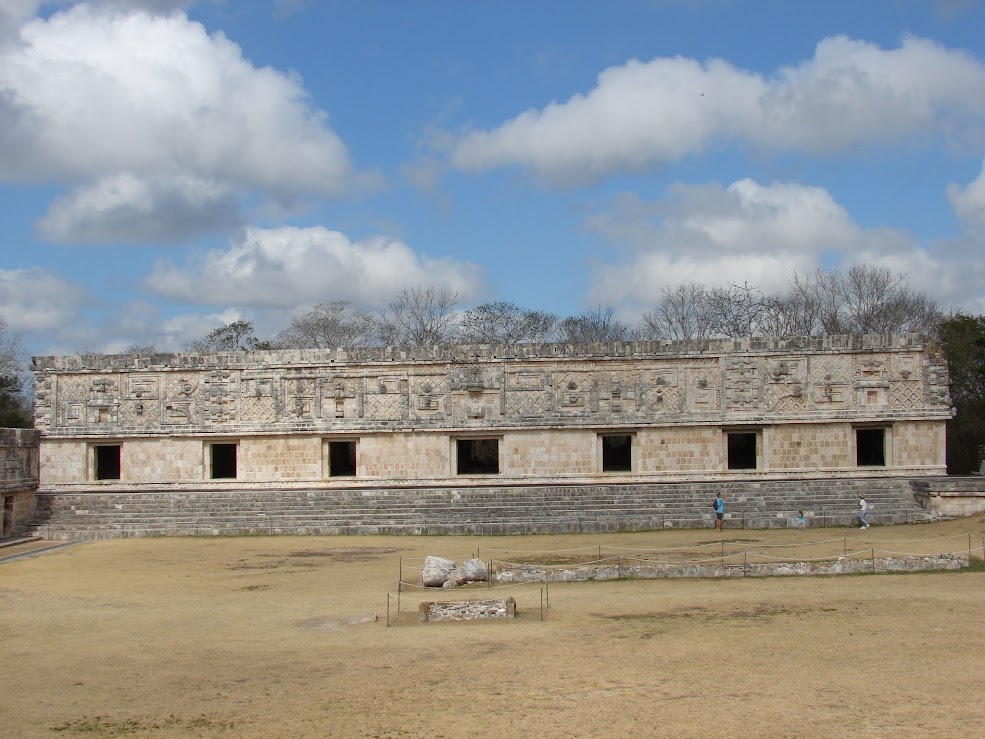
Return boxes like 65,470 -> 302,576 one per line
714,493 -> 724,531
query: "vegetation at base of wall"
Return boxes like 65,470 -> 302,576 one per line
937,313 -> 985,474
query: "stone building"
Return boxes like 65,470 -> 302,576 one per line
32,334 -> 950,496
1,428 -> 40,539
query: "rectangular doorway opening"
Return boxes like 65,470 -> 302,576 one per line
856,428 -> 886,467
727,432 -> 758,470
94,445 -> 121,480
3,496 -> 14,537
601,434 -> 633,472
210,443 -> 238,479
329,440 -> 357,477
456,438 -> 500,475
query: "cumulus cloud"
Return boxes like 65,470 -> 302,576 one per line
452,35 -> 985,185
0,267 -> 89,331
145,226 -> 484,308
583,178 -> 933,311
947,159 -> 985,228
0,3 -> 377,242
36,173 -> 241,243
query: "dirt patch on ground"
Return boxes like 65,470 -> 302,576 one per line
3,517 -> 985,738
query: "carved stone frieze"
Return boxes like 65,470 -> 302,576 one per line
31,335 -> 952,435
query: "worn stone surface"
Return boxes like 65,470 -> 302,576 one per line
421,556 -> 456,587
419,597 -> 516,622
1,429 -> 40,538
32,336 -> 950,493
495,554 -> 969,583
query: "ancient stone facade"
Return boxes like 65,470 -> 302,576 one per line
1,428 -> 40,538
31,335 -> 950,494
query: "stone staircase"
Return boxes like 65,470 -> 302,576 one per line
29,477 -> 934,540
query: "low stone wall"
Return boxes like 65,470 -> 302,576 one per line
419,597 -> 517,622
911,477 -> 985,517
495,554 -> 969,582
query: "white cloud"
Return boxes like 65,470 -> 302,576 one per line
452,35 -> 985,185
0,3 -> 378,242
36,173 -> 241,243
0,266 -> 89,331
947,159 -> 985,228
584,178 -> 936,311
145,226 -> 485,308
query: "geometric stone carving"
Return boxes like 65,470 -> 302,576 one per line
725,358 -> 761,409
688,364 -> 720,412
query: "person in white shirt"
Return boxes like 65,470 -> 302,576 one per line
858,495 -> 869,529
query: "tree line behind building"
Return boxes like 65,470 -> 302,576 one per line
0,265 -> 982,473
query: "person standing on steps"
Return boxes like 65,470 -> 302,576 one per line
858,495 -> 870,529
714,493 -> 725,531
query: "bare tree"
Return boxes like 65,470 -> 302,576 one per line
123,344 -> 158,355
640,282 -> 715,340
559,305 -> 630,343
459,302 -> 559,345
275,301 -> 376,349
704,282 -> 769,338
188,320 -> 268,352
774,266 -> 943,337
0,315 -> 31,427
377,287 -> 462,346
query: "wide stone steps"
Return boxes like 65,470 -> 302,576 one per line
29,477 -> 933,540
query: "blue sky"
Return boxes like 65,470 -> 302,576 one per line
2,0 -> 985,357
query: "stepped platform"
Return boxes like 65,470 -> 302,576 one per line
29,477 -> 937,540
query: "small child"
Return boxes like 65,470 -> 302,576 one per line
796,511 -> 806,531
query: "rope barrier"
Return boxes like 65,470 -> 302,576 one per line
392,580 -> 546,593
477,545 -> 603,554
489,555 -> 624,569
397,553 -> 477,562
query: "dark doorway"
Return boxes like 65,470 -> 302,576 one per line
601,435 -> 632,472
727,432 -> 758,470
457,438 -> 500,475
211,443 -> 238,479
856,428 -> 886,466
94,445 -> 121,480
329,441 -> 357,476
3,496 -> 13,537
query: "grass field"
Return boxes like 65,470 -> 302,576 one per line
3,516 -> 985,738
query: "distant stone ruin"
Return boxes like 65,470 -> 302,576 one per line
27,335 -> 965,537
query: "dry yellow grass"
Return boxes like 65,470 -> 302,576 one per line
3,516 -> 985,738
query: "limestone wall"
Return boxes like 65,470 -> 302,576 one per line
1,428 -> 40,537
31,335 -> 952,491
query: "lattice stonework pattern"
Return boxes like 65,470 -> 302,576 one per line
411,375 -> 449,417
764,357 -> 806,413
118,399 -> 161,426
890,380 -> 923,410
639,366 -> 681,415
363,393 -> 406,420
55,377 -> 87,426
239,376 -> 276,423
505,389 -> 553,418
555,372 -> 595,413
